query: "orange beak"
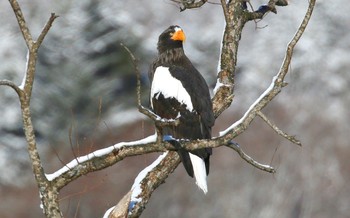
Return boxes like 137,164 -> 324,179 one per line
171,29 -> 186,42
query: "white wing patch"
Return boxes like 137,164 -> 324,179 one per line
151,66 -> 193,111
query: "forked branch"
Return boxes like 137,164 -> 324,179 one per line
2,0 -> 60,217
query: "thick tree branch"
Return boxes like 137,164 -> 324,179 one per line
48,117 -> 283,191
213,1 -> 252,115
47,135 -> 168,190
127,151 -> 180,217
5,0 -> 60,217
104,152 -> 180,218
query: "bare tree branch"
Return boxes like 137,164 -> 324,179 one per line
139,105 -> 181,128
0,79 -> 24,97
171,0 -> 208,11
105,190 -> 132,218
227,142 -> 276,173
8,0 -> 34,49
36,13 -> 59,49
21,13 -> 58,98
5,0 -> 60,217
120,43 -> 142,107
127,151 -> 180,217
257,111 -> 302,146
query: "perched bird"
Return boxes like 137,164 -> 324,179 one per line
149,25 -> 215,193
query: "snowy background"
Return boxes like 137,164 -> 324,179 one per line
0,0 -> 349,217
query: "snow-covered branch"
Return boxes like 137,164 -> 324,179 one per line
47,134 -> 166,189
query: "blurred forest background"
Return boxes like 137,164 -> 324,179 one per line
0,0 -> 349,217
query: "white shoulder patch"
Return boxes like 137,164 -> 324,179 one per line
151,66 -> 193,111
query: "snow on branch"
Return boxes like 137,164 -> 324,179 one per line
47,134 -> 164,189
114,151 -> 180,218
128,152 -> 169,213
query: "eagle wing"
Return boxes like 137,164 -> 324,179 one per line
150,64 -> 214,176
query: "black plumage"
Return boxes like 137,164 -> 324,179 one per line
149,25 -> 214,191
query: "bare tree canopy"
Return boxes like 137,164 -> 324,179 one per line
4,0 -> 349,218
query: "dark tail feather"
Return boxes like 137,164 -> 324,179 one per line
205,156 -> 210,175
166,138 -> 194,177
177,149 -> 194,177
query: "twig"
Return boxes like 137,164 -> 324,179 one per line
120,43 -> 141,107
257,111 -> 302,146
279,0 -> 316,78
120,43 -> 181,128
36,13 -> 59,49
138,105 -> 181,127
0,79 -> 24,97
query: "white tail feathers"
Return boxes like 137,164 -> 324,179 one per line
189,153 -> 208,194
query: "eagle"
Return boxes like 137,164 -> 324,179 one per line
149,25 -> 215,193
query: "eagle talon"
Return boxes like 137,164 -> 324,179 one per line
228,140 -> 240,148
162,135 -> 176,142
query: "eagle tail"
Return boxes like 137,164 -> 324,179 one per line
189,153 -> 208,194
